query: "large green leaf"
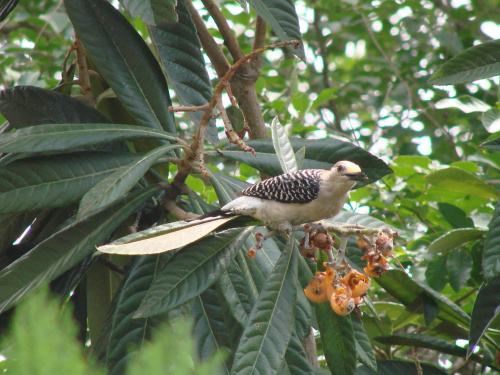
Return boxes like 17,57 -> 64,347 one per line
105,255 -> 169,375
0,86 -> 109,128
219,138 -> 392,185
192,288 -> 233,374
271,116 -> 297,173
315,304 -> 356,375
120,0 -> 178,25
64,0 -> 176,133
429,39 -> 500,85
375,270 -> 470,327
481,108 -> 500,133
135,227 -> 253,317
0,152 -> 141,215
425,255 -> 448,291
283,333 -> 314,375
150,0 -> 217,143
468,276 -> 500,358
426,167 -> 499,200
352,312 -> 377,372
480,134 -> 500,151
246,0 -> 305,60
483,199 -> 500,279
216,264 -> 253,326
0,185 -> 160,313
0,211 -> 38,253
447,248 -> 473,292
230,236 -> 298,374
357,359 -> 448,375
0,123 -> 177,153
77,144 -> 182,219
97,216 -> 249,255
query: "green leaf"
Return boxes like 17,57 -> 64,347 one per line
283,333 -> 314,374
480,135 -> 500,151
0,86 -> 109,128
120,0 -> 178,25
375,332 -> 468,357
245,0 -> 305,60
192,289 -> 232,374
429,39 -> 500,85
150,0 -> 217,143
426,167 -> 499,200
4,286 -> 102,375
77,144 -> 181,219
220,138 -> 392,186
425,255 -> 448,291
136,227 -> 253,317
482,108 -> 500,133
327,211 -> 402,235
357,359 -> 448,375
468,276 -> 500,357
271,116 -> 297,173
437,202 -> 474,229
375,270 -> 470,327
64,0 -> 176,133
216,265 -> 253,326
105,255 -> 169,375
0,185 -> 159,313
315,304 -> 356,375
98,216 -> 246,255
352,312 -> 377,372
434,95 -> 491,113
427,228 -> 486,254
230,236 -> 298,374
483,199 -> 500,279
0,123 -> 177,153
0,152 -> 141,215
447,249 -> 472,292
0,211 -> 38,253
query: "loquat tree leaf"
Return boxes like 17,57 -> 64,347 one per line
246,0 -> 305,60
427,228 -> 486,253
468,276 -> 500,358
352,312 -> 377,372
0,185 -> 160,313
315,304 -> 356,375
358,359 -> 448,375
0,152 -> 141,215
0,123 -> 177,153
64,0 -> 176,133
483,199 -> 500,279
135,227 -> 253,317
77,144 -> 182,219
434,95 -> 490,113
271,116 -> 298,173
150,0 -> 218,144
0,85 -> 109,128
105,255 -> 170,375
119,0 -> 178,25
230,235 -> 298,374
429,39 -> 500,85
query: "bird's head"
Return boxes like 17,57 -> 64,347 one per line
330,161 -> 368,182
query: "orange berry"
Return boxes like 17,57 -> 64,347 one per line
330,284 -> 355,315
304,272 -> 328,303
344,269 -> 371,297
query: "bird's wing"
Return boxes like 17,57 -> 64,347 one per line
238,169 -> 323,204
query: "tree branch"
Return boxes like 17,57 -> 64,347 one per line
201,0 -> 245,62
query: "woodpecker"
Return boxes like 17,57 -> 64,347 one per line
217,160 -> 367,232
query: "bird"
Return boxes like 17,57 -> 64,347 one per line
204,160 -> 368,232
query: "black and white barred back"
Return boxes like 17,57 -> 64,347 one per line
238,169 -> 323,204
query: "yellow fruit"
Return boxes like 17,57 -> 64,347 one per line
304,272 -> 328,303
344,269 -> 371,297
330,285 -> 355,315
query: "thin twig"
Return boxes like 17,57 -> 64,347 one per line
169,104 -> 210,113
73,31 -> 95,106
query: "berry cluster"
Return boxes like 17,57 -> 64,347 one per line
302,228 -> 398,315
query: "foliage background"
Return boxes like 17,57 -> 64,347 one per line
1,0 -> 500,374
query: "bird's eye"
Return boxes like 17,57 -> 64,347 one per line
337,164 -> 345,174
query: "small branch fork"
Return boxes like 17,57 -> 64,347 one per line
162,40 -> 301,216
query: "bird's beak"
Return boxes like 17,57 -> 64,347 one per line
347,172 -> 368,181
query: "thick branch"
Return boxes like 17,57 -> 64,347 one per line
252,16 -> 267,70
201,0 -> 244,61
187,0 -> 230,77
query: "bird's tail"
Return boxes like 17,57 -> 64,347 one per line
189,208 -> 232,221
